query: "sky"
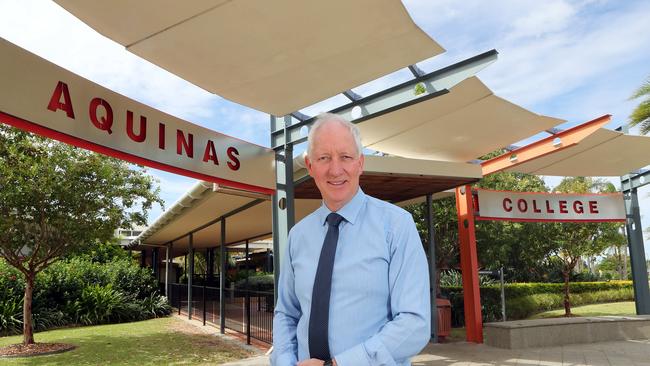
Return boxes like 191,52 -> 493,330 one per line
1,0 -> 650,254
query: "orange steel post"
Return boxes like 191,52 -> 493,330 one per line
455,185 -> 483,343
481,114 -> 611,176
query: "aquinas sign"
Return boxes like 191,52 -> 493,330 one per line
0,38 -> 275,194
475,189 -> 626,222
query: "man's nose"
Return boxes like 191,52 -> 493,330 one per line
328,158 -> 344,175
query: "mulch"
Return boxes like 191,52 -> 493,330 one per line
0,343 -> 76,358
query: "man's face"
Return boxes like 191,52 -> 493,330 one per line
305,121 -> 364,212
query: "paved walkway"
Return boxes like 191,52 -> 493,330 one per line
221,338 -> 650,366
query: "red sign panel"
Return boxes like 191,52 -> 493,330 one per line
475,189 -> 626,223
0,38 -> 275,195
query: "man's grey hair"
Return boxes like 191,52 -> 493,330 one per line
307,113 -> 363,158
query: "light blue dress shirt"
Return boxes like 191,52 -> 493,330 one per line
272,189 -> 431,366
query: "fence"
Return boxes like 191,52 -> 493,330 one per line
168,283 -> 273,344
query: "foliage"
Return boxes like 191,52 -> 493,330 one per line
548,177 -> 623,316
0,124 -> 162,344
439,269 -> 496,287
235,274 -> 274,290
629,77 -> 650,134
441,281 -> 633,324
0,258 -> 170,335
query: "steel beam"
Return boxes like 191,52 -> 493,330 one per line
623,188 -> 650,314
270,50 -> 498,149
220,218 -> 226,334
188,233 -> 194,320
481,115 -> 611,176
621,169 -> 650,192
426,194 -> 438,343
165,242 -> 171,298
271,115 -> 296,304
455,185 -> 483,343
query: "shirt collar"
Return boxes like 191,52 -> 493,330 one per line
316,188 -> 366,226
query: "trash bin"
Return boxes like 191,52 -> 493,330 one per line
436,298 -> 452,340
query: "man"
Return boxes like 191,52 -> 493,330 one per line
272,113 -> 430,366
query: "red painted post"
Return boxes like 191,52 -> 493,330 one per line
455,185 -> 483,343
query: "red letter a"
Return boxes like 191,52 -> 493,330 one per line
202,140 -> 219,165
47,81 -> 75,118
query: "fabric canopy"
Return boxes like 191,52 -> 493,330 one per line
357,77 -> 564,162
55,0 -> 443,116
504,129 -> 650,176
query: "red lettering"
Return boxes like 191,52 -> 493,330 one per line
559,200 -> 568,214
532,200 -> 541,213
89,97 -> 113,134
589,201 -> 599,214
517,199 -> 528,212
202,140 -> 219,165
176,130 -> 193,158
545,200 -> 555,213
573,201 -> 584,214
227,147 -> 240,171
47,81 -> 75,118
502,198 -> 512,212
126,110 -> 146,142
158,123 -> 166,150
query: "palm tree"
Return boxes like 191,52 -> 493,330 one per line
629,77 -> 650,134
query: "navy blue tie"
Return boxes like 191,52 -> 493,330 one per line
308,212 -> 345,360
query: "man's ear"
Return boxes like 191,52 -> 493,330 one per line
358,154 -> 365,174
305,155 -> 313,176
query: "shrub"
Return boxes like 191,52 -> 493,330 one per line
0,258 -> 170,335
0,288 -> 23,336
441,281 -> 634,325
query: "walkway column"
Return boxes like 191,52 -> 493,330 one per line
140,249 -> 146,267
220,218 -> 226,334
271,115 -> 296,304
426,194 -> 438,343
455,185 -> 483,343
207,247 -> 215,284
165,242 -> 172,298
624,188 -> 650,314
188,233 -> 194,320
152,247 -> 159,280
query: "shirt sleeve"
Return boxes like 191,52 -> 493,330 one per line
271,231 -> 301,366
333,212 -> 431,366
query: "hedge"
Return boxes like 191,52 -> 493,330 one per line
441,281 -> 633,325
0,258 -> 170,336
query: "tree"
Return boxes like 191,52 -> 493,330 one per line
550,177 -> 621,316
0,125 -> 161,345
406,196 -> 459,296
629,77 -> 650,134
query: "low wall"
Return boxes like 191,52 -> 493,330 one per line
485,315 -> 650,349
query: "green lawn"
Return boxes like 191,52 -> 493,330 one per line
530,301 -> 636,319
0,317 -> 255,365
444,301 -> 637,342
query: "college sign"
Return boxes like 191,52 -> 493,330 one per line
475,189 -> 626,222
0,38 -> 275,195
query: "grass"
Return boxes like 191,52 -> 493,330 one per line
530,301 -> 636,319
0,317 -> 254,365
445,301 -> 637,342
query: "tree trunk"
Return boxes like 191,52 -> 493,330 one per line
562,270 -> 572,317
23,273 -> 35,345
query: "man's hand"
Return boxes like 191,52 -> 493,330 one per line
296,359 -> 337,366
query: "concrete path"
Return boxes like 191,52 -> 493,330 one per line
221,338 -> 650,365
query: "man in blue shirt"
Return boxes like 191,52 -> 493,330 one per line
272,113 -> 431,366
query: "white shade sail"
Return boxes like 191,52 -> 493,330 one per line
357,77 -> 564,162
55,0 -> 444,116
505,129 -> 650,177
